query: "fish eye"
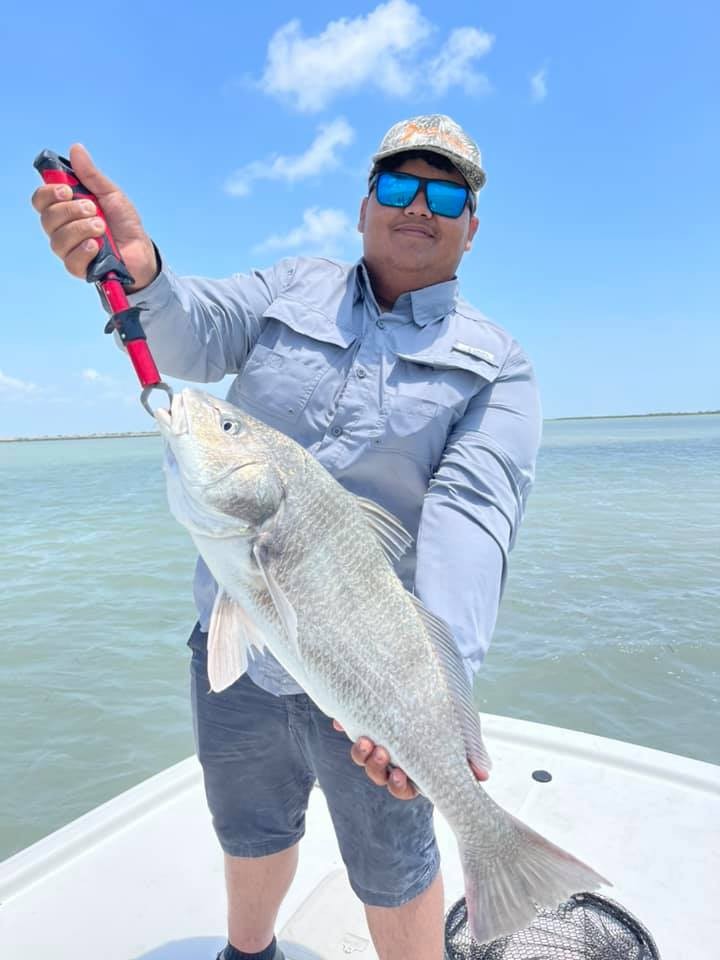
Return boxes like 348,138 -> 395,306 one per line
221,418 -> 242,435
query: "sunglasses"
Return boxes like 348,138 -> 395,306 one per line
369,170 -> 475,219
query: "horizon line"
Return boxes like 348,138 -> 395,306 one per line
2,409 -> 719,443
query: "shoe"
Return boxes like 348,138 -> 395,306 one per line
216,944 -> 285,960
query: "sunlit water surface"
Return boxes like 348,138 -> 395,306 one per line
1,414 -> 718,859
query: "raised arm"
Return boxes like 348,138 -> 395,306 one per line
31,142 -> 287,384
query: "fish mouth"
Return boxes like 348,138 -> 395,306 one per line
154,391 -> 189,437
155,390 -> 258,490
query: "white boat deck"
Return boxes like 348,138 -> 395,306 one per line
1,714 -> 718,959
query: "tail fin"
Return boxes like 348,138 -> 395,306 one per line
462,812 -> 610,945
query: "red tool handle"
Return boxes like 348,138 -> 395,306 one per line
34,150 -> 135,292
33,149 -> 162,392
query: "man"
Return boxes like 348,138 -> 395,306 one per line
32,115 -> 541,960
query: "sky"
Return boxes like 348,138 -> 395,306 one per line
1,0 -> 718,436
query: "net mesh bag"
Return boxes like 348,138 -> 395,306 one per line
444,892 -> 661,960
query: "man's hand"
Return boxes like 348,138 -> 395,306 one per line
332,720 -> 489,801
31,143 -> 159,293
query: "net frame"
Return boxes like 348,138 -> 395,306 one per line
444,892 -> 661,960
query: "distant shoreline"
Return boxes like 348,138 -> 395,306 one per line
2,410 -> 718,443
0,431 -> 160,443
550,410 -> 720,422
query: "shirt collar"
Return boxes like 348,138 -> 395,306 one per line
354,259 -> 458,327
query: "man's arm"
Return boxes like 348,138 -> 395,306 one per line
414,344 -> 542,679
31,143 -> 285,385
122,254 -> 291,383
346,343 -> 542,800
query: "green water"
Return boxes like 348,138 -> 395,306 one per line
1,415 -> 718,861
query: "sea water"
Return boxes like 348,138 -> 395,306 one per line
1,414 -> 718,860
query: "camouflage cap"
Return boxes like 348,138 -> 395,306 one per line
371,114 -> 486,192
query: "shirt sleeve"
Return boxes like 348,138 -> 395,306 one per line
413,344 -> 542,680
114,251 -> 294,382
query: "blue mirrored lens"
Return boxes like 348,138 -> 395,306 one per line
426,180 -> 467,218
376,173 -> 420,207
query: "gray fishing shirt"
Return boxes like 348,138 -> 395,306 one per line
123,255 -> 542,695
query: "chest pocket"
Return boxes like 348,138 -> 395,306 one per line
381,348 -> 500,468
233,295 -> 358,425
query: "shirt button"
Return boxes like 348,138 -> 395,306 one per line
376,319 -> 385,329
356,367 -> 367,379
331,426 -> 343,437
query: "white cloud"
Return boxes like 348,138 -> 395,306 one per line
260,0 -> 451,112
80,368 -> 146,410
255,208 -> 357,257
531,66 -> 548,102
225,119 -> 355,197
429,27 -> 494,96
0,370 -> 38,394
0,372 -> 66,415
81,368 -> 114,384
80,369 -> 144,414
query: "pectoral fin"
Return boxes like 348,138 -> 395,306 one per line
252,543 -> 299,658
207,589 -> 267,692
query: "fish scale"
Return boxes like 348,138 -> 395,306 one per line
156,388 -> 610,945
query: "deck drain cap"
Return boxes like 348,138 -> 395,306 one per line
532,769 -> 553,782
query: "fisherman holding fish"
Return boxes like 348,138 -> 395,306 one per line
32,116 -> 600,959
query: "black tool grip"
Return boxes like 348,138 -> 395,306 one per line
33,149 -> 135,287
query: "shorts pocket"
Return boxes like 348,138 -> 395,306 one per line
187,622 -> 208,657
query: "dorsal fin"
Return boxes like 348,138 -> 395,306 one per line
409,594 -> 492,773
355,496 -> 413,563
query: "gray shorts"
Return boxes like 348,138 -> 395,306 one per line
188,624 -> 440,907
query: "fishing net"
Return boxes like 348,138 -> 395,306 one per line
444,892 -> 660,959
